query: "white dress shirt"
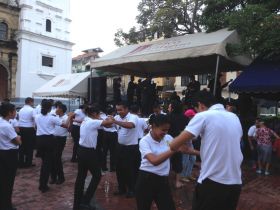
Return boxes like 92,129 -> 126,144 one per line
185,104 -> 243,185
79,117 -> 103,149
137,117 -> 148,139
248,125 -> 256,137
139,133 -> 172,176
0,118 -> 18,150
54,114 -> 68,137
115,113 -> 138,145
73,109 -> 86,126
18,105 -> 35,127
35,114 -> 62,136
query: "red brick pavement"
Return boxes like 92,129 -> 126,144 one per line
12,140 -> 280,210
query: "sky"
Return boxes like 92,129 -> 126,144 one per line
70,0 -> 140,57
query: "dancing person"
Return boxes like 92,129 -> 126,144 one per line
35,100 -> 73,193
135,114 -> 176,210
0,103 -> 21,210
50,104 -> 68,185
18,97 -> 36,168
113,101 -> 139,198
73,105 -> 114,210
71,105 -> 86,162
170,90 -> 243,210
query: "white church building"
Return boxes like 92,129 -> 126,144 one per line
16,0 -> 73,98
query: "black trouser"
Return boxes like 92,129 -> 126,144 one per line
116,143 -> 139,193
73,146 -> 101,210
0,149 -> 18,210
51,136 -> 67,181
102,131 -> 117,171
37,135 -> 55,189
18,127 -> 35,167
192,178 -> 242,210
135,170 -> 176,210
96,130 -> 105,170
71,125 -> 80,161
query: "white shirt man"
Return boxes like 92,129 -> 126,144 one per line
114,112 -> 138,145
113,102 -> 139,197
18,98 -> 36,167
169,90 -> 243,210
18,104 -> 35,128
79,117 -> 103,149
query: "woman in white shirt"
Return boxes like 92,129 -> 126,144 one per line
0,103 -> 21,210
50,103 -> 69,185
71,105 -> 86,162
136,114 -> 176,210
73,105 -> 114,210
35,100 -> 73,193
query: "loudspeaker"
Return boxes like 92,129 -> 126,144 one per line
88,77 -> 107,108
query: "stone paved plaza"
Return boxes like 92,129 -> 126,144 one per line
12,140 -> 280,210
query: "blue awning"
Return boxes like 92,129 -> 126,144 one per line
229,61 -> 280,94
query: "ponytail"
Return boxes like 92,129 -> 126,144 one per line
41,99 -> 52,115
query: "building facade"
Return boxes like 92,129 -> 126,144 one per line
16,0 -> 73,98
72,48 -> 103,73
0,0 -> 19,100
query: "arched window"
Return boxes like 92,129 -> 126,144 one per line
46,19 -> 51,32
0,22 -> 8,40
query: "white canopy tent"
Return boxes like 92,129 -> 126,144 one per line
92,29 -> 252,78
32,72 -> 90,98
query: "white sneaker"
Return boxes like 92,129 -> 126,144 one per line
265,171 -> 270,176
256,169 -> 262,174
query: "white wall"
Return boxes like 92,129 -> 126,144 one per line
16,0 -> 73,97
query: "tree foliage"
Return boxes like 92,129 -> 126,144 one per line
202,0 -> 280,60
114,0 -> 204,47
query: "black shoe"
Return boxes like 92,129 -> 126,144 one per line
79,203 -> 95,210
109,167 -> 116,172
126,191 -> 135,198
39,185 -> 50,193
56,178 -> 65,185
49,179 -> 56,184
113,190 -> 126,196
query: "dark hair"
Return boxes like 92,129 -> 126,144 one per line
79,104 -> 86,109
57,104 -> 67,113
25,97 -> 34,104
54,101 -> 62,108
0,103 -> 15,117
116,101 -> 128,108
85,104 -> 100,116
40,99 -> 48,105
106,106 -> 115,115
152,114 -> 171,127
169,100 -> 183,114
152,103 -> 161,109
49,99 -> 54,105
193,90 -> 217,108
41,100 -> 52,115
130,104 -> 139,113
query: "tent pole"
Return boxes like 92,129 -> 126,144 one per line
213,55 -> 220,96
68,96 -> 70,112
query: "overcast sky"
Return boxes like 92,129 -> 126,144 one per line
70,0 -> 140,57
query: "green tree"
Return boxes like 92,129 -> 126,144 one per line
202,0 -> 280,60
114,0 -> 204,46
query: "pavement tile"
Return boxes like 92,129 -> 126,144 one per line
12,139 -> 280,210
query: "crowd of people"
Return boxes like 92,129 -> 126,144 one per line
1,76 -> 280,210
